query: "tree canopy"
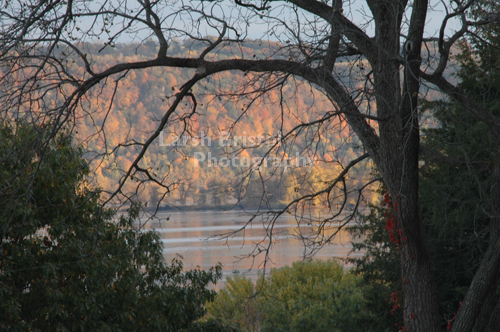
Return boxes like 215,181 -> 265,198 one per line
207,259 -> 374,332
0,121 -> 222,331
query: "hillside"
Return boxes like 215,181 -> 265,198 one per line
68,40 -> 448,209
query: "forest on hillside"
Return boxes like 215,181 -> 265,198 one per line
72,40 -> 375,209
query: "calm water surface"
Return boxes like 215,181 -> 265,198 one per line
140,209 -> 362,280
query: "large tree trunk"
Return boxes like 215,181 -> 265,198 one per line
472,287 -> 499,332
485,298 -> 500,332
452,156 -> 500,332
371,0 -> 441,330
396,180 -> 441,332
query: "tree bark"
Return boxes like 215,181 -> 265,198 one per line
452,156 -> 500,332
485,296 -> 500,332
471,287 -> 499,332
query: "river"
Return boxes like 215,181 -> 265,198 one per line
140,209 -> 363,281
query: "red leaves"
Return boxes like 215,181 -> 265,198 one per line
385,216 -> 399,244
447,301 -> 462,331
390,291 -> 400,303
382,192 -> 402,245
383,192 -> 391,206
390,291 -> 401,315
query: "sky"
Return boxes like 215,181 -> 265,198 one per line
73,0 -> 462,46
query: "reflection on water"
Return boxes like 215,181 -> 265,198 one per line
140,210 -> 363,280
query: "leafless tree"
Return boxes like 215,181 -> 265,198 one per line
1,0 -> 500,331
